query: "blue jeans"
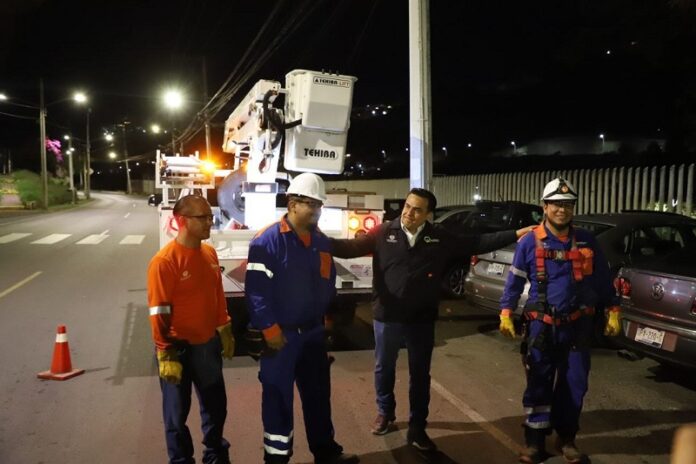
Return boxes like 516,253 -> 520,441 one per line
158,335 -> 230,464
373,320 -> 435,429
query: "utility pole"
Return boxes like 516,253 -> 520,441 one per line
85,108 -> 91,199
120,120 -> 132,194
202,57 -> 211,160
66,136 -> 75,204
39,79 -> 49,209
408,0 -> 433,191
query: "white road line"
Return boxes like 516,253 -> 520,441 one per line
119,235 -> 145,245
76,234 -> 110,245
124,213 -> 131,219
0,271 -> 42,299
430,379 -> 522,454
0,233 -> 32,244
31,234 -> 72,245
100,229 -> 109,235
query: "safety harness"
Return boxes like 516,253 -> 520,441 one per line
524,226 -> 595,325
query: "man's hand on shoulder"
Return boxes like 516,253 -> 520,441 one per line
516,225 -> 536,239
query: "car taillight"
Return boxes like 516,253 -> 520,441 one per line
470,255 -> 480,266
614,277 -> 631,297
363,216 -> 377,231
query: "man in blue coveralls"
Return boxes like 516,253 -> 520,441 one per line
245,173 -> 359,464
499,178 -> 621,464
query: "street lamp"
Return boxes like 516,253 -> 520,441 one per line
150,124 -> 161,134
118,120 -> 132,194
63,135 -> 76,204
109,151 -> 117,159
163,88 -> 184,154
74,91 -> 91,200
511,140 -> 517,154
442,146 -> 448,157
599,133 -> 605,153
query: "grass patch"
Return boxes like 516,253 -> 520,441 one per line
12,170 -> 73,208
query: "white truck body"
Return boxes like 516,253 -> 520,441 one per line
155,70 -> 382,306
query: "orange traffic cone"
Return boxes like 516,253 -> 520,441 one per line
37,325 -> 85,381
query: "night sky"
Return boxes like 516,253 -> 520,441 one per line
2,0 -> 696,181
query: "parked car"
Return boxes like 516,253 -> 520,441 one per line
613,245 -> 696,369
464,211 -> 696,337
437,201 -> 543,298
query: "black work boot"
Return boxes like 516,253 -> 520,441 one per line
407,426 -> 437,452
519,426 -> 548,464
555,433 -> 584,464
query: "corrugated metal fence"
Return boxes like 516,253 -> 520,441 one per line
326,163 -> 696,217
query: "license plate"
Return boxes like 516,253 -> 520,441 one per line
487,262 -> 505,276
635,326 -> 666,348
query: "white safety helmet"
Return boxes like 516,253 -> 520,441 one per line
542,177 -> 578,202
287,173 -> 327,202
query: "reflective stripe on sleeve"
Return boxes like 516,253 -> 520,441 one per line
149,305 -> 171,316
264,431 -> 293,443
247,262 -> 274,279
510,265 -> 527,279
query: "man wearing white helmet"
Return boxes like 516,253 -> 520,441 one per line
499,177 -> 621,464
245,173 -> 358,464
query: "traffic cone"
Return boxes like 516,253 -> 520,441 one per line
37,325 -> 85,381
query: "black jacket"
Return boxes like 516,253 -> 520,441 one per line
331,220 -> 517,323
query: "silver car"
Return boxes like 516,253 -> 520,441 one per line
614,245 -> 696,369
464,211 -> 696,317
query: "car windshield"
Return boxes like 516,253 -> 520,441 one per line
641,244 -> 696,278
574,221 -> 614,236
462,204 -> 514,232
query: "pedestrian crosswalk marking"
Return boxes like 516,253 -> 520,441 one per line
31,234 -> 72,244
76,234 -> 110,245
0,233 -> 32,244
119,235 -> 145,245
4,233 -> 151,246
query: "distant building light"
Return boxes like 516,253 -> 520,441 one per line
382,111 -> 387,115
371,110 -> 376,115
467,143 -> 472,148
606,49 -> 612,55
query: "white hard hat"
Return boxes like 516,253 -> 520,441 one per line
287,173 -> 327,202
542,177 -> 578,201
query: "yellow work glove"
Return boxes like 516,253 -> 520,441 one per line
604,308 -> 621,337
217,322 -> 235,360
157,349 -> 183,384
499,310 -> 516,339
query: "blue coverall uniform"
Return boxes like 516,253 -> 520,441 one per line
500,224 -> 619,439
245,215 -> 342,463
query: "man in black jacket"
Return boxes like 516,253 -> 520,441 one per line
331,188 -> 532,452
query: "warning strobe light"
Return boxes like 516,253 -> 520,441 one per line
363,216 -> 377,231
348,216 -> 360,231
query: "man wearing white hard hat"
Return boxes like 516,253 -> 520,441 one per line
245,173 -> 358,464
499,177 -> 621,464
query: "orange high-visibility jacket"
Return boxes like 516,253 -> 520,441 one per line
147,240 -> 230,352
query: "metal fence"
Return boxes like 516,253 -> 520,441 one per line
325,163 -> 696,217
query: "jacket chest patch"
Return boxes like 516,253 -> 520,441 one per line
422,236 -> 439,244
386,234 -> 398,243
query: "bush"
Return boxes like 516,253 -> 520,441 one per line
12,170 -> 72,208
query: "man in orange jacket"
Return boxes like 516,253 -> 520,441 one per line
148,194 -> 235,464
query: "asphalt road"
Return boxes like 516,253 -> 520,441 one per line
0,193 -> 694,463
